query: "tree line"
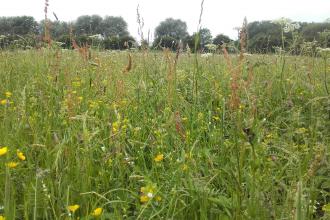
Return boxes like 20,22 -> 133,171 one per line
0,15 -> 329,53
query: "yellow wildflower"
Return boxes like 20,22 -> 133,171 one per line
197,112 -> 204,120
112,121 -> 120,133
68,204 -> 80,213
6,162 -> 18,168
154,154 -> 164,162
323,204 -> 330,213
212,116 -> 220,121
0,146 -> 8,156
72,81 -> 81,88
0,215 -> 5,220
266,134 -> 272,139
296,127 -> 308,134
134,127 -> 141,133
91,207 -> 103,217
0,99 -> 7,105
140,195 -> 149,203
5,91 -> 12,98
140,184 -> 159,203
155,196 -> 162,202
17,150 -> 26,161
141,185 -> 155,194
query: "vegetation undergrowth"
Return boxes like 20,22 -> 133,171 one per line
0,41 -> 329,219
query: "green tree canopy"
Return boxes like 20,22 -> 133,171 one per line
39,20 -> 70,39
0,16 -> 38,35
74,15 -> 103,36
184,28 -> 212,52
213,34 -> 232,46
101,16 -> 129,38
155,18 -> 188,40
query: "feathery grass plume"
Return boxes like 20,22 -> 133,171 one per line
165,46 -> 180,106
70,27 -> 90,61
122,53 -> 132,74
49,46 -> 62,83
116,79 -> 125,101
245,63 -> 254,89
165,49 -> 175,104
66,90 -> 74,118
175,111 -> 186,141
52,12 -> 58,21
136,5 -> 147,50
223,46 -> 240,110
305,144 -> 326,181
239,17 -> 248,61
76,41 -> 90,61
43,0 -> 51,46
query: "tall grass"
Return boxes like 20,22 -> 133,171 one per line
0,43 -> 329,219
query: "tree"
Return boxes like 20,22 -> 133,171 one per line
213,34 -> 232,46
199,28 -> 212,48
184,28 -> 213,52
301,22 -> 330,42
247,21 -> 282,53
74,15 -> 103,36
101,16 -> 129,38
39,20 -> 70,39
0,16 -> 38,35
155,18 -> 188,39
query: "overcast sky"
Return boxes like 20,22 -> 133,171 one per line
1,0 -> 330,40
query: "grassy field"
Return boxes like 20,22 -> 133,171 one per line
0,48 -> 329,219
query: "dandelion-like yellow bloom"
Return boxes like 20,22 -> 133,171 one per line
155,196 -> 162,202
68,204 -> 80,213
91,207 -> 103,217
6,162 -> 18,168
17,150 -> 26,161
0,99 -> 7,105
5,91 -> 12,98
0,147 -> 8,156
0,215 -> 5,220
140,195 -> 149,203
154,154 -> 164,162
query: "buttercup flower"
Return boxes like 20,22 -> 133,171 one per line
5,92 -> 12,98
91,207 -> 103,217
154,154 -> 164,162
140,184 -> 157,203
17,150 -> 26,161
68,204 -> 80,213
0,147 -> 8,156
0,100 -> 7,105
140,195 -> 149,203
6,162 -> 18,168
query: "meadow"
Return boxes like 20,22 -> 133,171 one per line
0,47 -> 329,219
